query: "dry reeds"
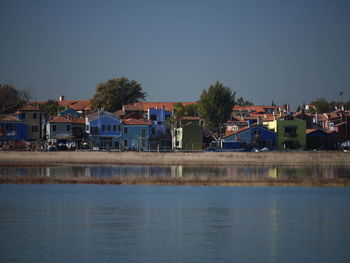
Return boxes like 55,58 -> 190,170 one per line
1,175 -> 349,187
0,151 -> 349,167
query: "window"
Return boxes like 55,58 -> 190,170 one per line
285,126 -> 297,137
52,125 -> 56,132
150,114 -> 157,121
113,125 -> 116,131
124,127 -> 128,134
152,127 -> 156,134
32,126 -> 39,132
20,113 -> 25,119
141,129 -> 146,137
86,124 -> 90,132
91,127 -> 98,133
67,125 -> 70,131
103,125 -> 110,132
124,140 -> 128,147
33,113 -> 37,119
116,125 -> 121,132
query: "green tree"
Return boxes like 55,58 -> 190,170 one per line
169,103 -> 198,128
37,100 -> 64,117
310,98 -> 330,113
198,81 -> 236,141
236,97 -> 253,106
89,77 -> 147,112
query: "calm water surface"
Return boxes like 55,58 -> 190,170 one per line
1,184 -> 350,263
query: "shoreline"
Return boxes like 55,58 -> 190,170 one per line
1,175 -> 349,187
0,151 -> 350,167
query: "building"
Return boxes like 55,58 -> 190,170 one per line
172,117 -> 203,151
86,110 -> 122,150
0,114 -> 28,143
224,125 -> 277,151
268,118 -> 306,150
119,118 -> 151,151
17,104 -> 42,141
46,116 -> 72,139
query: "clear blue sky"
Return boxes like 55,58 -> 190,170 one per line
1,0 -> 350,109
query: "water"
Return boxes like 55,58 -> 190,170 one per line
1,184 -> 350,263
1,165 -> 350,180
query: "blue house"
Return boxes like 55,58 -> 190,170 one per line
86,110 -> 122,150
0,114 -> 28,142
119,119 -> 151,151
146,106 -> 171,137
223,125 -> 276,151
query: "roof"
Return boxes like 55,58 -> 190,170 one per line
32,100 -> 91,111
122,118 -> 150,125
71,117 -> 86,125
49,116 -> 72,123
123,102 -> 197,112
306,129 -> 327,135
17,104 -> 40,111
0,114 -> 21,123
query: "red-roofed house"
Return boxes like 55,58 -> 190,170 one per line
17,104 -> 42,141
46,116 -> 72,139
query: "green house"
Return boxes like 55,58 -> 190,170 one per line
268,119 -> 306,150
172,117 -> 203,151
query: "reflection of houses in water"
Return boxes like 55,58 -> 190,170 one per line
171,165 -> 183,177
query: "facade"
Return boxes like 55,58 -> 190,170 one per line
146,106 -> 171,137
17,105 -> 41,141
119,119 -> 151,151
224,125 -> 276,151
46,116 -> 72,139
0,115 -> 28,142
86,110 -> 122,150
172,117 -> 203,151
268,119 -> 306,150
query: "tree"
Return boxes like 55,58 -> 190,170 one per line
37,100 -> 64,117
310,98 -> 330,113
89,77 -> 147,112
198,81 -> 236,141
236,97 -> 253,106
0,84 -> 32,109
0,84 -> 19,107
169,103 -> 198,128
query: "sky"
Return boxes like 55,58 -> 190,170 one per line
1,0 -> 350,110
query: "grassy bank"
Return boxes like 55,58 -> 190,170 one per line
0,151 -> 349,166
1,174 -> 349,187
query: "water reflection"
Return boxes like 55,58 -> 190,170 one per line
0,165 -> 349,180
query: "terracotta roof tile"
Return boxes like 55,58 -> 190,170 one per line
122,118 -> 150,125
49,116 -> 72,123
123,102 -> 196,112
18,104 -> 40,111
0,115 -> 21,122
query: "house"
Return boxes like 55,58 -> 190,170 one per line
172,116 -> 203,151
146,106 -> 171,138
268,118 -> 306,150
46,116 -> 72,139
86,110 -> 122,150
0,114 -> 28,143
306,129 -> 335,150
223,125 -> 276,151
119,118 -> 151,151
17,104 -> 42,141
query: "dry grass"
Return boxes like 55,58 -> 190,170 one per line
0,151 -> 349,167
1,174 -> 349,187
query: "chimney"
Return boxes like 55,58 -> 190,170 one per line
59,96 -> 65,101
